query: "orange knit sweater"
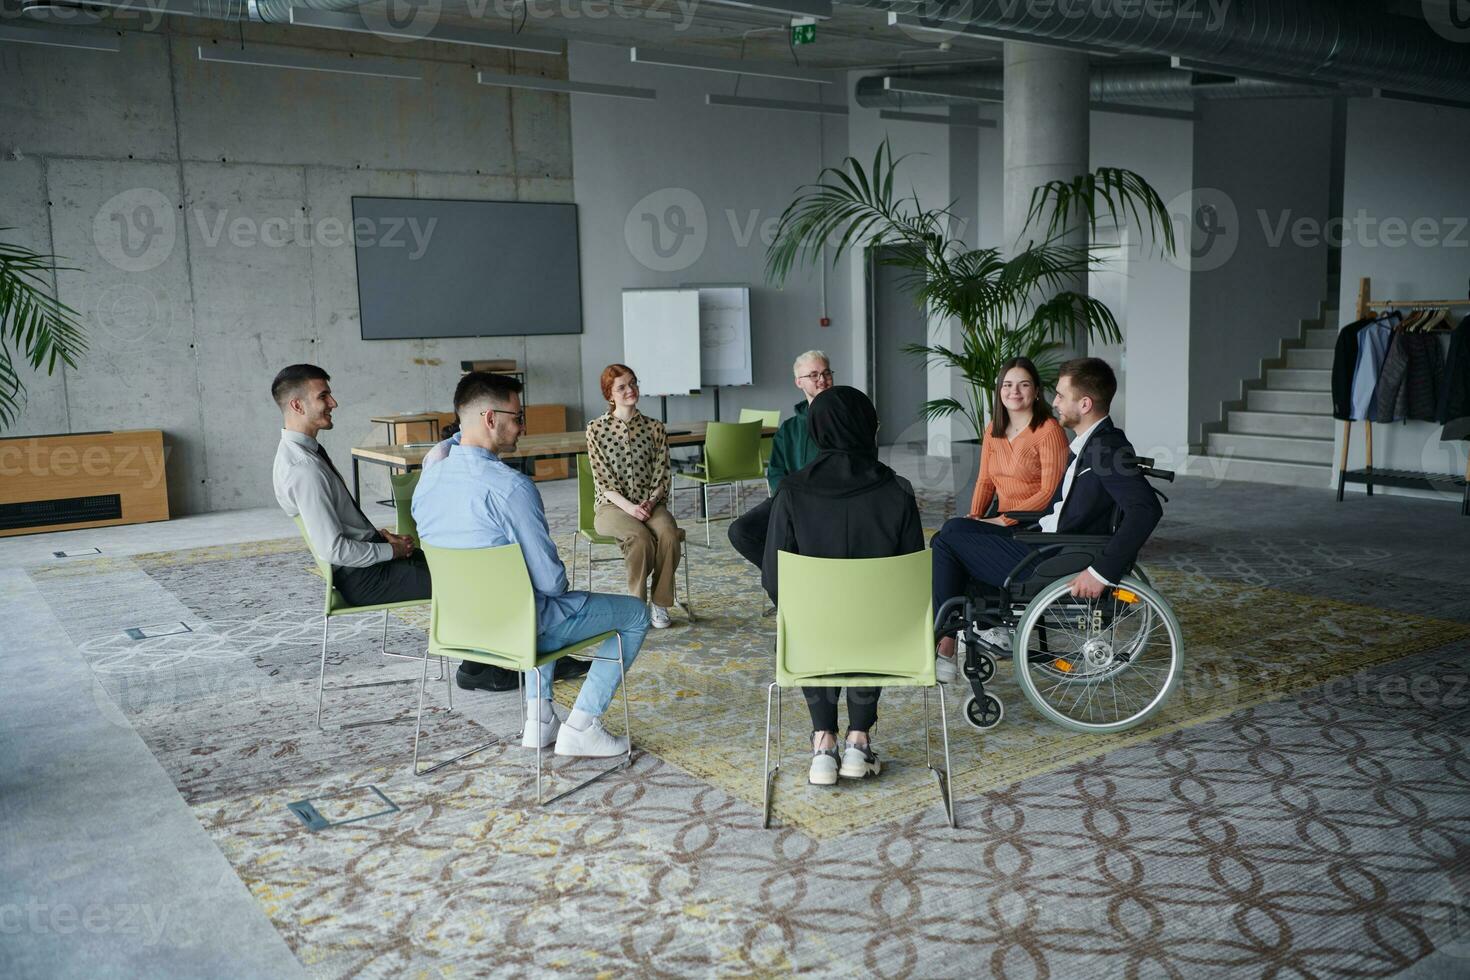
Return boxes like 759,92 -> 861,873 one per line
967,418 -> 1070,524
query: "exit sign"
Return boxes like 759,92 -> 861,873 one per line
792,18 -> 816,45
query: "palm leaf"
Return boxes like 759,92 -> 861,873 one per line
0,230 -> 88,428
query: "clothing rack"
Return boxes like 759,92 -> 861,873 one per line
1338,276 -> 1469,515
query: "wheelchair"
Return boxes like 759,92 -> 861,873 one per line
934,458 -> 1183,735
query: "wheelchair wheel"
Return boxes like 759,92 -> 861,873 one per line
963,641 -> 996,684
1012,574 -> 1182,734
963,692 -> 1004,731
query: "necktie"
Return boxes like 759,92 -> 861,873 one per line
314,444 -> 386,543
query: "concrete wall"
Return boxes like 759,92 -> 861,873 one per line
1,20 -> 578,513
1188,97 -> 1335,447
1336,97 -> 1470,490
568,42 -> 850,429
1090,109 -> 1194,467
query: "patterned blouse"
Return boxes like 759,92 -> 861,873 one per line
585,410 -> 671,508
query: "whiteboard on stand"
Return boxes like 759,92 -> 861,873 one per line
696,286 -> 752,387
621,288 -> 702,397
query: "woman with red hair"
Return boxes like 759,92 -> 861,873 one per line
585,364 -> 683,628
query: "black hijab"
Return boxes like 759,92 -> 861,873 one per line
779,386 -> 897,497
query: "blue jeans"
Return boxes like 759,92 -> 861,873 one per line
527,593 -> 649,717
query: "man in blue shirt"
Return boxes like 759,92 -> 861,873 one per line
413,373 -> 648,758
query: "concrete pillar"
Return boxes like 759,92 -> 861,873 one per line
1003,42 -> 1091,247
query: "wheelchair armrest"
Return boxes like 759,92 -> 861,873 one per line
1011,532 -> 1112,546
1000,510 -> 1050,521
1001,536 -> 1113,591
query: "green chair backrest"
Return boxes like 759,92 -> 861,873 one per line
576,454 -> 598,536
419,542 -> 538,669
739,408 -> 781,467
775,550 -> 935,686
292,515 -> 339,615
702,419 -> 766,483
390,470 -> 421,545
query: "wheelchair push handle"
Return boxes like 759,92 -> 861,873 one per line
1135,455 -> 1175,483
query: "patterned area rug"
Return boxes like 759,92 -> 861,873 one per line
24,523 -> 1470,977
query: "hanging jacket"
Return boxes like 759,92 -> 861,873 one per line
1331,316 -> 1372,421
1372,331 -> 1410,423
1405,332 -> 1444,422
1439,314 -> 1470,439
1350,316 -> 1396,420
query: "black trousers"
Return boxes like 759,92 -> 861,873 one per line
929,518 -> 1035,612
333,552 -> 431,606
803,686 -> 880,734
728,495 -> 774,569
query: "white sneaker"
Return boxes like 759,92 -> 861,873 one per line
839,742 -> 880,780
650,604 -> 672,629
520,701 -> 562,749
554,717 -> 630,758
978,626 -> 1012,651
935,652 -> 958,684
808,748 -> 839,786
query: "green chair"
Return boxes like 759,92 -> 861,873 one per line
415,542 -> 634,803
390,471 -> 420,546
762,550 -> 955,829
292,516 -> 441,729
676,419 -> 766,546
739,407 -> 781,473
570,455 -> 694,621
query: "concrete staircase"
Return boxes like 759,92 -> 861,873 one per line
1185,302 -> 1339,488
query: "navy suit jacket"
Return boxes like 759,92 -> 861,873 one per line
1046,417 -> 1162,583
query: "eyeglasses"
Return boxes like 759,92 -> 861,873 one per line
798,370 -> 834,383
483,408 -> 526,426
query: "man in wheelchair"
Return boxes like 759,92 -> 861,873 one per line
931,358 -> 1166,714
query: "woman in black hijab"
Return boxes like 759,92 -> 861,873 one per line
762,386 -> 925,786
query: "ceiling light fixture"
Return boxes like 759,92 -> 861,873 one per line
289,8 -> 563,55
887,13 -> 1117,57
702,0 -> 831,20
630,47 -> 832,84
0,23 -> 119,50
706,94 -> 847,116
476,71 -> 657,101
197,43 -> 423,80
878,109 -> 995,129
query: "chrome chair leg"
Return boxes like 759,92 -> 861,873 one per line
761,681 -> 782,828
412,645 -> 500,777
680,539 -> 695,621
540,634 -> 636,807
316,615 -> 330,729
933,683 -> 957,828
702,485 -> 711,547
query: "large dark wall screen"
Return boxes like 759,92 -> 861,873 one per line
352,197 -> 583,340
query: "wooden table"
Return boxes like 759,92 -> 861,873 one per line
349,421 -> 775,503
368,412 -> 453,445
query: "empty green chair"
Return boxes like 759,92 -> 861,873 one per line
739,407 -> 782,479
415,542 -> 634,803
762,550 -> 955,829
390,470 -> 420,546
292,515 -> 440,729
569,454 -> 694,620
676,419 -> 766,546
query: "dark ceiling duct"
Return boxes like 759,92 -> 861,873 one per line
847,0 -> 1470,103
855,64 -> 1354,110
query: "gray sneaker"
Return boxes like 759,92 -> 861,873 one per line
839,742 -> 880,779
808,746 -> 840,786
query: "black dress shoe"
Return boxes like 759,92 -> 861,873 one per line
455,662 -> 518,692
554,657 -> 592,680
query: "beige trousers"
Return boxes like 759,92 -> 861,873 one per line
593,502 -> 682,607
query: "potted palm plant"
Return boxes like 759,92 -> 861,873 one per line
764,141 -> 1175,501
1,229 -> 87,429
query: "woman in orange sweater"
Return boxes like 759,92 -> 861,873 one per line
932,357 -> 1069,677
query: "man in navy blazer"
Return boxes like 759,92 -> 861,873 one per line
933,358 -> 1162,677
